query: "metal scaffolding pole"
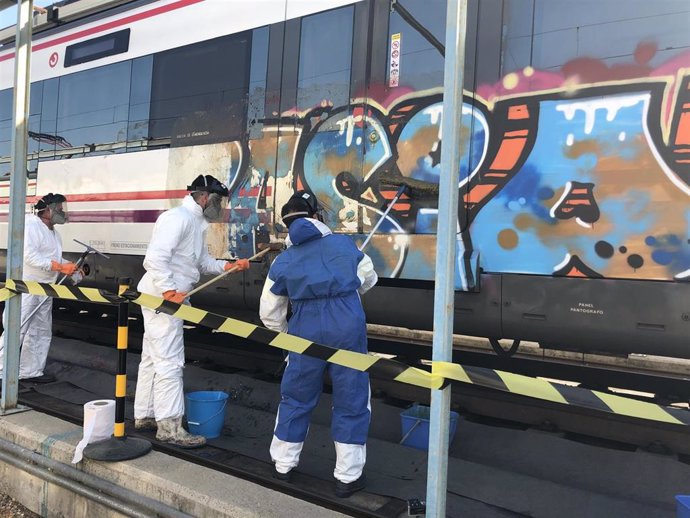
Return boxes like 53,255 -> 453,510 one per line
425,0 -> 467,516
1,0 -> 34,413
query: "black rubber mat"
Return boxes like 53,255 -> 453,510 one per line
30,381 -> 103,406
19,383 -> 408,518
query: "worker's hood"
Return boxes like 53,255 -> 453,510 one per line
286,217 -> 332,247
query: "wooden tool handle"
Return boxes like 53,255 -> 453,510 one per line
186,247 -> 272,297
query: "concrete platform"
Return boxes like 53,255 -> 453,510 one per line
0,409 -> 347,518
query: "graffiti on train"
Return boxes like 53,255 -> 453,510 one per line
220,47 -> 690,285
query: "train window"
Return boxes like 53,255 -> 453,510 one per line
247,26 -> 269,138
0,83 -> 44,168
56,61 -> 131,151
387,0 -> 445,91
500,0 -> 690,76
37,78 -> 60,156
0,89 -> 11,176
297,6 -> 353,110
64,29 -> 130,68
149,33 -> 251,146
127,56 -> 153,144
27,82 -> 43,157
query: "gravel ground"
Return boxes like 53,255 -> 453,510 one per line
0,495 -> 39,518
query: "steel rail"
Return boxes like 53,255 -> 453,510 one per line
50,308 -> 690,401
47,312 -> 690,456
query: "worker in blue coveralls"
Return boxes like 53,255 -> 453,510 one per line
259,190 -> 378,498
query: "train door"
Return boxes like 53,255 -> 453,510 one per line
284,2 -> 368,236
357,0 -> 506,335
353,0 -> 495,285
244,1 -> 367,310
239,22 -> 273,311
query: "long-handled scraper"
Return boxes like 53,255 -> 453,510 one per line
19,239 -> 110,328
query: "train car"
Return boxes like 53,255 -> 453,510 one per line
0,0 -> 688,358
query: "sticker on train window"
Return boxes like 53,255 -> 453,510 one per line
389,33 -> 401,87
65,29 -> 131,68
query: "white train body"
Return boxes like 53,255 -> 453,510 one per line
0,0 -> 360,256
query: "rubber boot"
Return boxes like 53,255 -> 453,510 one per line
155,417 -> 206,449
134,417 -> 157,431
335,474 -> 366,498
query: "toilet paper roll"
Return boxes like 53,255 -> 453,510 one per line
71,399 -> 115,464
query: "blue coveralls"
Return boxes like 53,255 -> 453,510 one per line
263,218 -> 373,480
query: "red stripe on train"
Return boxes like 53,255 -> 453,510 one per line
0,189 -> 188,204
0,207 -> 265,223
0,0 -> 205,63
0,210 -> 162,223
0,187 -> 270,204
0,208 -> 245,223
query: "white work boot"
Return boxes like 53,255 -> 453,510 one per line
155,417 -> 206,449
134,417 -> 157,431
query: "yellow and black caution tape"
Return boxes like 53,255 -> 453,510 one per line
4,280 -> 440,390
126,291 -> 443,390
0,287 -> 14,302
434,362 -> 690,425
4,279 -> 690,426
5,279 -> 124,305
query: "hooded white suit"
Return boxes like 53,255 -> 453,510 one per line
0,214 -> 67,379
134,195 -> 227,421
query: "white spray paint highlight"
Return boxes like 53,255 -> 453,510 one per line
554,253 -> 572,271
419,103 -> 489,188
556,94 -> 645,135
550,181 -> 573,219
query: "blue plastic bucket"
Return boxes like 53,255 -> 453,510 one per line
677,495 -> 690,518
185,391 -> 229,439
400,404 -> 459,450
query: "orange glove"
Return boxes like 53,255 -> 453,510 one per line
224,259 -> 250,272
162,290 -> 187,304
51,260 -> 78,275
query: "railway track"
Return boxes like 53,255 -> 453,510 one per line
50,307 -> 690,459
54,303 -> 690,402
366,326 -> 690,405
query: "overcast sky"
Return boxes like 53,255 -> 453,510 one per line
0,1 -> 54,31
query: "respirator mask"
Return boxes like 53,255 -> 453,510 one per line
203,193 -> 226,222
49,203 -> 68,225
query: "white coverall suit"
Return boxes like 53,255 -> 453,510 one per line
0,214 -> 70,379
134,194 -> 227,421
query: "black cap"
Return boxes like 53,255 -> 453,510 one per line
281,190 -> 319,227
34,193 -> 66,212
187,174 -> 229,197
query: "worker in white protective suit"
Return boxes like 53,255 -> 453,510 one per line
134,174 -> 250,448
0,193 -> 80,383
260,191 -> 378,498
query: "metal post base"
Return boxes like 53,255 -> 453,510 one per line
0,404 -> 31,416
83,436 -> 152,461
